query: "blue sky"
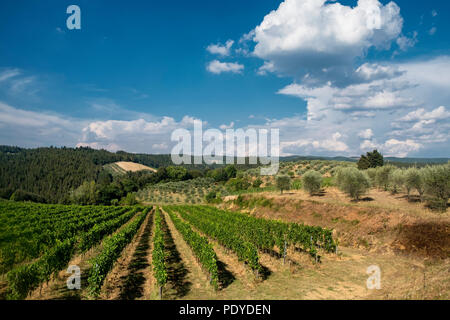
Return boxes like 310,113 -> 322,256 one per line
0,0 -> 449,157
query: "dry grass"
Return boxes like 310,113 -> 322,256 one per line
115,161 -> 156,172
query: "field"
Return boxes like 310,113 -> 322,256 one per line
104,161 -> 156,176
0,159 -> 448,300
1,190 -> 448,300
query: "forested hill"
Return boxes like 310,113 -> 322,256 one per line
0,146 -> 176,203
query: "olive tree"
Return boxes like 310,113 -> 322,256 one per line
365,168 -> 377,185
302,170 -> 323,195
375,165 -> 395,191
404,168 -> 424,201
276,175 -> 291,194
422,164 -> 450,211
336,167 -> 371,201
390,169 -> 405,194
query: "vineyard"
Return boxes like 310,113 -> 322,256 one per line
0,200 -> 345,300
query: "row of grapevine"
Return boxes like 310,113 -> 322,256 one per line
152,208 -> 167,299
194,206 -> 336,257
6,238 -> 76,299
87,208 -> 150,297
169,206 -> 262,274
170,205 -> 336,263
5,206 -> 144,299
0,201 -> 133,273
78,207 -> 139,252
164,207 -> 219,289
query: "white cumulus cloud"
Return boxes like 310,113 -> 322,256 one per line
207,60 -> 244,74
206,40 -> 234,56
249,0 -> 403,85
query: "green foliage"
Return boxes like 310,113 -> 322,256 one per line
404,167 -> 425,200
78,208 -> 138,252
120,192 -> 138,206
321,177 -> 335,188
0,187 -> 15,200
226,178 -> 250,192
0,201 -> 132,275
390,169 -> 406,194
358,150 -> 384,170
422,164 -> 450,211
7,237 -> 76,299
233,195 -> 274,209
88,209 -> 148,297
69,181 -> 97,205
166,166 -> 190,181
375,165 -> 395,191
165,208 -> 219,289
224,165 -> 237,180
336,167 -> 371,200
302,171 -> 323,195
205,191 -> 221,204
152,209 -> 167,292
357,155 -> 371,170
252,178 -> 263,188
291,179 -> 302,190
10,190 -> 46,203
169,205 -> 336,268
276,175 -> 291,194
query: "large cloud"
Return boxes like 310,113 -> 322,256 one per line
267,57 -> 450,157
250,0 -> 404,85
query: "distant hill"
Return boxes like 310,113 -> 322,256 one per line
280,155 -> 357,162
384,157 -> 449,164
0,146 -> 174,203
280,155 -> 449,165
0,145 -> 447,203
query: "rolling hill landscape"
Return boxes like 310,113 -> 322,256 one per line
0,145 -> 448,301
0,0 -> 449,310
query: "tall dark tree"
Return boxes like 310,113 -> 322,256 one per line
358,150 -> 384,169
357,155 -> 371,170
367,150 -> 384,168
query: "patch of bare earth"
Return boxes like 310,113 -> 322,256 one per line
115,161 -> 156,172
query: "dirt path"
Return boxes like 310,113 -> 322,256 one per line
161,209 -> 218,299
100,209 -> 154,300
158,211 -> 193,299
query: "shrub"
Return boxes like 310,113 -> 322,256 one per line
0,188 -> 15,200
292,179 -> 302,190
322,177 -> 335,188
336,167 -> 371,200
252,178 -> 263,188
390,169 -> 405,194
302,171 -> 322,195
205,191 -> 221,204
276,175 -> 291,194
422,164 -> 450,211
226,178 -> 250,192
10,190 -> 46,203
366,168 -> 377,184
120,192 -> 138,206
375,165 -> 395,191
404,168 -> 424,201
